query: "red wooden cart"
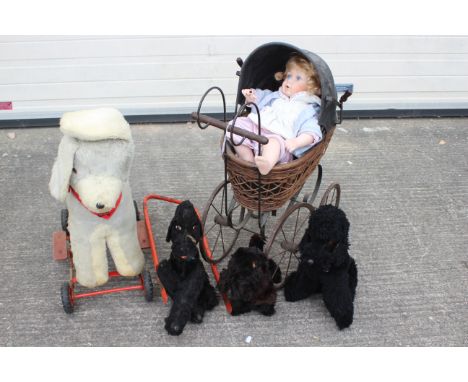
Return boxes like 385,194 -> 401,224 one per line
53,196 -> 231,313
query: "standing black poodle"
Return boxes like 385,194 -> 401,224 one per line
157,200 -> 218,336
218,234 -> 281,316
284,205 -> 358,330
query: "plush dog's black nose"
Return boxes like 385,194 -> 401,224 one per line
96,203 -> 105,210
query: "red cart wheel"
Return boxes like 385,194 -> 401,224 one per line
61,282 -> 74,314
141,270 -> 154,302
61,209 -> 69,235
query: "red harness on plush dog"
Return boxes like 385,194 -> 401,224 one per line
69,186 -> 122,220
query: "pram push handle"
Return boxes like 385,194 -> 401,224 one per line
191,112 -> 269,145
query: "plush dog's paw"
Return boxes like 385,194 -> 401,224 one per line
334,312 -> 353,330
230,300 -> 252,316
190,307 -> 205,324
164,317 -> 185,336
256,304 -> 276,316
283,277 -> 298,301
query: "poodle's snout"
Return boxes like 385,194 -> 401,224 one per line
74,175 -> 122,213
172,238 -> 199,262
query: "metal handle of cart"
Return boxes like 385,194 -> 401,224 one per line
193,87 -> 269,233
191,112 -> 268,145
335,83 -> 354,124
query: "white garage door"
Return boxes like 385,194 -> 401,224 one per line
0,35 -> 467,121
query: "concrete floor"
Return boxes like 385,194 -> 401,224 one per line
0,117 -> 466,346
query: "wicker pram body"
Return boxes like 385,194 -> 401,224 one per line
225,127 -> 335,212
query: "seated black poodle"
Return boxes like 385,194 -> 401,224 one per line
284,205 -> 358,330
218,234 -> 281,316
157,200 -> 218,336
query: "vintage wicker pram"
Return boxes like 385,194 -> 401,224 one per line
193,42 -> 352,287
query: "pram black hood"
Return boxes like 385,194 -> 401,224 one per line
236,42 -> 338,132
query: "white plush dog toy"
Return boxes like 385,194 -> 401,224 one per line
49,107 -> 145,288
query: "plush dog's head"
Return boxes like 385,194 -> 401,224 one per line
49,108 -> 133,214
218,233 -> 279,303
299,205 -> 350,272
166,200 -> 203,263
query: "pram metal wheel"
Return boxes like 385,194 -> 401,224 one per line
320,182 -> 341,207
201,180 -> 251,264
265,202 -> 315,289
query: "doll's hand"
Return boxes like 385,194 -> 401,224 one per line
285,134 -> 315,153
285,138 -> 299,153
242,88 -> 257,103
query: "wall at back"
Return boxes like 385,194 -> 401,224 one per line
1,35 -> 467,121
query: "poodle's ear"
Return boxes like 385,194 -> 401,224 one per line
49,135 -> 79,202
121,138 -> 135,182
194,213 -> 204,242
326,240 -> 348,268
166,218 -> 175,242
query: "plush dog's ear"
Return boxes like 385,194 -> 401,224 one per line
194,213 -> 204,241
49,135 -> 79,202
166,218 -> 175,242
327,240 -> 349,268
120,139 -> 134,182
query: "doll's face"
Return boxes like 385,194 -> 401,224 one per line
281,65 -> 309,97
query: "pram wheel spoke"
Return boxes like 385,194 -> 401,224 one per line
265,203 -> 315,289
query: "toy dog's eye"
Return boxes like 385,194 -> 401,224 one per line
175,225 -> 182,231
72,168 -> 77,173
193,225 -> 198,231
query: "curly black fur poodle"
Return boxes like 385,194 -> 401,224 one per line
157,200 -> 218,336
218,234 -> 281,316
284,205 -> 358,330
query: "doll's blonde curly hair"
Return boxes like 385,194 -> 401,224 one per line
275,55 -> 321,96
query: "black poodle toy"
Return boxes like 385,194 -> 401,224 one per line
284,205 -> 358,330
157,200 -> 218,336
218,234 -> 281,316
